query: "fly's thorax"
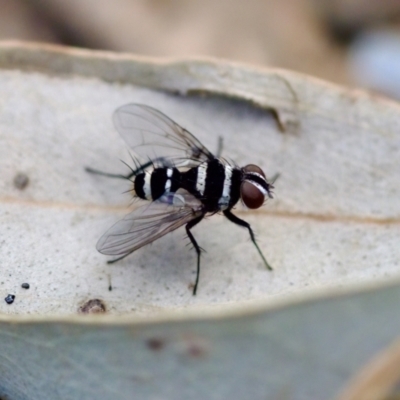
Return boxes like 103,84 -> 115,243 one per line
225,167 -> 242,208
217,164 -> 244,210
179,159 -> 241,212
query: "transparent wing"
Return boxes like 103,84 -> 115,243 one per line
97,193 -> 204,257
113,104 -> 215,165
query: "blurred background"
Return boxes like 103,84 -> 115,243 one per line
1,0 -> 400,99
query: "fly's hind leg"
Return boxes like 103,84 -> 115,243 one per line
85,167 -> 135,180
85,158 -> 168,181
223,209 -> 273,271
185,214 -> 205,295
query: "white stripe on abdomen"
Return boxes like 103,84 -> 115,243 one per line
143,171 -> 152,200
164,168 -> 173,193
218,165 -> 233,210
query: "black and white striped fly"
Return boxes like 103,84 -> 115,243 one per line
87,104 -> 274,295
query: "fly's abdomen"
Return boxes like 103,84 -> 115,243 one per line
134,167 -> 181,201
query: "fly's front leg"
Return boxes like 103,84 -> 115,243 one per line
223,209 -> 273,271
185,214 -> 205,295
107,253 -> 134,264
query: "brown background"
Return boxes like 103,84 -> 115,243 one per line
1,0 -> 400,93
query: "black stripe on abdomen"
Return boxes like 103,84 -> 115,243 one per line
181,167 -> 198,195
170,168 -> 181,193
150,168 -> 168,200
134,173 -> 146,199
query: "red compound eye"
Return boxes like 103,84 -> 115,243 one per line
241,164 -> 268,209
241,181 -> 265,209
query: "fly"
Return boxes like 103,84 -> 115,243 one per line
87,104 -> 275,295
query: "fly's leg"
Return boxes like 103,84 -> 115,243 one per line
216,136 -> 223,158
185,214 -> 205,295
107,214 -> 205,293
85,167 -> 135,180
223,209 -> 273,271
86,158 -> 168,181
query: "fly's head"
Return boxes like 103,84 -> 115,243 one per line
240,164 -> 273,209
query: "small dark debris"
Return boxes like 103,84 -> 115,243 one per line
21,283 -> 30,289
13,173 -> 29,190
78,299 -> 106,314
182,335 -> 210,358
186,343 -> 208,358
5,294 -> 15,304
146,338 -> 165,352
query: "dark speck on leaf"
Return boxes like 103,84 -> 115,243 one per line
13,173 -> 29,190
146,338 -> 165,351
5,294 -> 15,304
